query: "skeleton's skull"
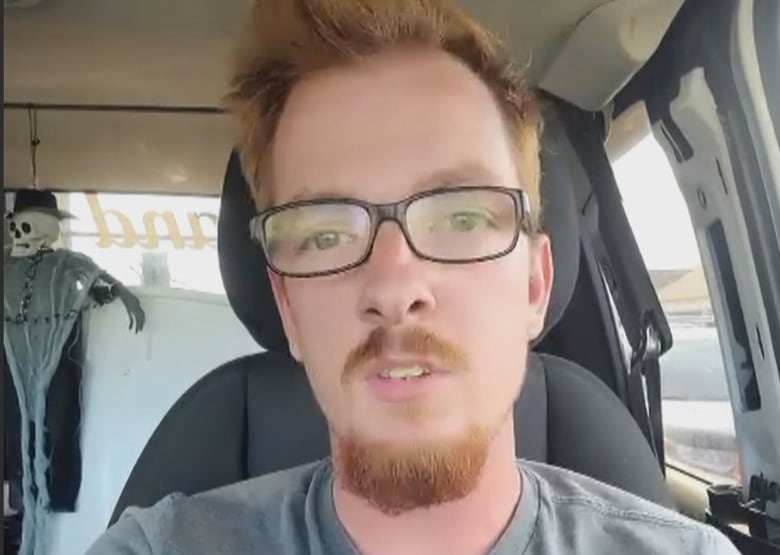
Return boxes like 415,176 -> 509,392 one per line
8,211 -> 61,257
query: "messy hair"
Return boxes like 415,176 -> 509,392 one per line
225,0 -> 542,230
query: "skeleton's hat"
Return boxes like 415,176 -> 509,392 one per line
8,189 -> 75,220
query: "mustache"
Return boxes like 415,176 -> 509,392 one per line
343,325 -> 468,381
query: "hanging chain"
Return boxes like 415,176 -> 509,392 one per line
4,251 -> 103,326
28,106 -> 40,190
8,249 -> 47,324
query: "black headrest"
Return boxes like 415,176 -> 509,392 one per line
537,118 -> 581,341
218,129 -> 580,353
218,153 -> 288,351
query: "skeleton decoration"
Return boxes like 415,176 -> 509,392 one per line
8,210 -> 61,258
3,189 -> 146,555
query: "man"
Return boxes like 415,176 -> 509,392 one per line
88,1 -> 739,553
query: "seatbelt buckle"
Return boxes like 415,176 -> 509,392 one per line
630,318 -> 663,372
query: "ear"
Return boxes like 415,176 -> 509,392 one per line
526,234 -> 554,341
268,269 -> 303,361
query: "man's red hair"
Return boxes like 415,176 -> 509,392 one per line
225,0 -> 542,230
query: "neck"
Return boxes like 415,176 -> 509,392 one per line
332,419 -> 521,555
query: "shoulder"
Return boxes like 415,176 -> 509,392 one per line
52,248 -> 97,267
521,460 -> 739,554
145,459 -> 327,527
523,459 -> 686,522
88,460 -> 330,554
184,459 -> 328,517
42,249 -> 100,275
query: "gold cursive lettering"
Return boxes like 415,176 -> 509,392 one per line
140,211 -> 185,250
87,194 -> 138,248
84,194 -> 218,250
187,212 -> 218,250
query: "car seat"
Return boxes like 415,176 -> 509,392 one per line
109,125 -> 673,525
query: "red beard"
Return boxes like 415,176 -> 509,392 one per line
334,426 -> 492,515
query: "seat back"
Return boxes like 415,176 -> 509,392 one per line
110,351 -> 671,526
110,120 -> 673,525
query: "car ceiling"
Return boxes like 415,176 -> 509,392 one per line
3,0 -> 684,196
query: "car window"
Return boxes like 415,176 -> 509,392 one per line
610,122 -> 739,484
661,325 -> 729,402
17,191 -> 225,295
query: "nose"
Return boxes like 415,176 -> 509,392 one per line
14,230 -> 21,239
357,222 -> 436,327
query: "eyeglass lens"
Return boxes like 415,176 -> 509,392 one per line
260,189 -> 519,275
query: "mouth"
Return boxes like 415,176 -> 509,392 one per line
366,356 -> 448,379
376,364 -> 433,380
362,358 -> 452,401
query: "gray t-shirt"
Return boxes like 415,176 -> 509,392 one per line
86,459 -> 739,554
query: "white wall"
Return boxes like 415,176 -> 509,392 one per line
45,287 -> 260,555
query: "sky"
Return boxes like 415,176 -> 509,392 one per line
612,134 -> 703,271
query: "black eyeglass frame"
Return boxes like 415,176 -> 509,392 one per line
249,185 -> 533,278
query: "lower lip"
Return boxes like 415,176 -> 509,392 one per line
366,372 -> 449,401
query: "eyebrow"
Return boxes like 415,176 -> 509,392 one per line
286,188 -> 351,204
284,161 -> 503,204
412,161 -> 502,192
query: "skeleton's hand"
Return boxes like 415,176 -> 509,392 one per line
97,272 -> 146,333
115,285 -> 145,333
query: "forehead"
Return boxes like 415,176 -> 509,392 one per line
270,48 -> 519,205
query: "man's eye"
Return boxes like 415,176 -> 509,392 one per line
446,211 -> 491,232
299,230 -> 352,251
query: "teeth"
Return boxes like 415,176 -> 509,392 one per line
379,365 -> 430,380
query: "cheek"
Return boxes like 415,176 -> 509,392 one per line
289,280 -> 353,343
285,280 -> 361,394
443,252 -> 530,345
439,255 -> 531,411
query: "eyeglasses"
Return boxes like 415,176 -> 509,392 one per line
249,186 -> 532,278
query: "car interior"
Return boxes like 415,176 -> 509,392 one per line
3,0 -> 780,554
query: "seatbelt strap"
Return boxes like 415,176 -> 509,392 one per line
631,320 -> 666,469
626,362 -> 654,453
591,227 -> 667,467
558,104 -> 672,471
